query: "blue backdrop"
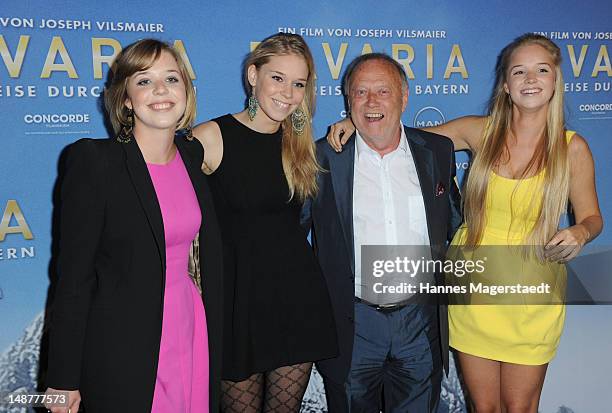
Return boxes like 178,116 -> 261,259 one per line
1,1 -> 610,411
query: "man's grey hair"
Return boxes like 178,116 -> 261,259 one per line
342,52 -> 408,96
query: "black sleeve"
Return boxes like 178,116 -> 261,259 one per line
447,149 -> 463,242
47,139 -> 107,389
300,196 -> 313,234
301,139 -> 329,236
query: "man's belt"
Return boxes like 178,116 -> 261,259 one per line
355,296 -> 412,313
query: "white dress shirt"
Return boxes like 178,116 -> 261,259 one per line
353,124 -> 430,298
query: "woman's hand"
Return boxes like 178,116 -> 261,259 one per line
326,118 -> 355,152
544,224 -> 590,262
45,388 -> 81,413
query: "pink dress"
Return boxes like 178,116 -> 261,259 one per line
147,151 -> 209,413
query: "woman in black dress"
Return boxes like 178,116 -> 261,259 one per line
192,33 -> 337,412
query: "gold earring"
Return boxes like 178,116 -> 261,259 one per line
116,108 -> 134,143
291,107 -> 307,135
183,125 -> 194,141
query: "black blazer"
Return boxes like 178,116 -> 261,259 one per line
302,127 -> 462,383
46,135 -> 223,412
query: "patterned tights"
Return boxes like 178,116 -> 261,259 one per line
220,362 -> 312,412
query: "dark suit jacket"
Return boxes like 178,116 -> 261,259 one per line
302,127 -> 462,384
46,135 -> 223,412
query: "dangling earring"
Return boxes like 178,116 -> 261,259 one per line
291,107 -> 307,135
247,94 -> 258,121
183,125 -> 194,141
116,108 -> 134,143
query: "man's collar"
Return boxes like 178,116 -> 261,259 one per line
355,122 -> 408,159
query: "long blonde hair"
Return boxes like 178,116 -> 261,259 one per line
245,33 -> 320,201
463,33 -> 570,249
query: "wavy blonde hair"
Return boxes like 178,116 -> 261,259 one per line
104,39 -> 196,135
245,33 -> 320,201
463,33 -> 570,251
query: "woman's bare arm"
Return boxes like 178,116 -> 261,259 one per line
193,121 -> 223,174
326,115 -> 486,152
422,115 -> 486,151
545,133 -> 603,261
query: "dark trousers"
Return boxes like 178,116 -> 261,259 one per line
323,302 -> 442,413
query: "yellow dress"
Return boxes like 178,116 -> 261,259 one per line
448,131 -> 574,365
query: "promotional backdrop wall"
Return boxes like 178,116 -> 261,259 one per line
1,1 -> 610,412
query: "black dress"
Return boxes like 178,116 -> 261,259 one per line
209,114 -> 338,381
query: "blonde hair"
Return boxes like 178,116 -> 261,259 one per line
104,38 -> 196,135
245,33 -> 320,201
463,33 -> 570,251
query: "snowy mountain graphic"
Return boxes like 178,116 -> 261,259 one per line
0,312 -> 44,413
440,355 -> 467,413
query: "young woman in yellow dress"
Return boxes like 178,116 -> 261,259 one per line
326,33 -> 602,413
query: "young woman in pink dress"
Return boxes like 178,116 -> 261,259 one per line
45,39 -> 223,413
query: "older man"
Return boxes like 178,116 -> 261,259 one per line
302,53 -> 461,412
